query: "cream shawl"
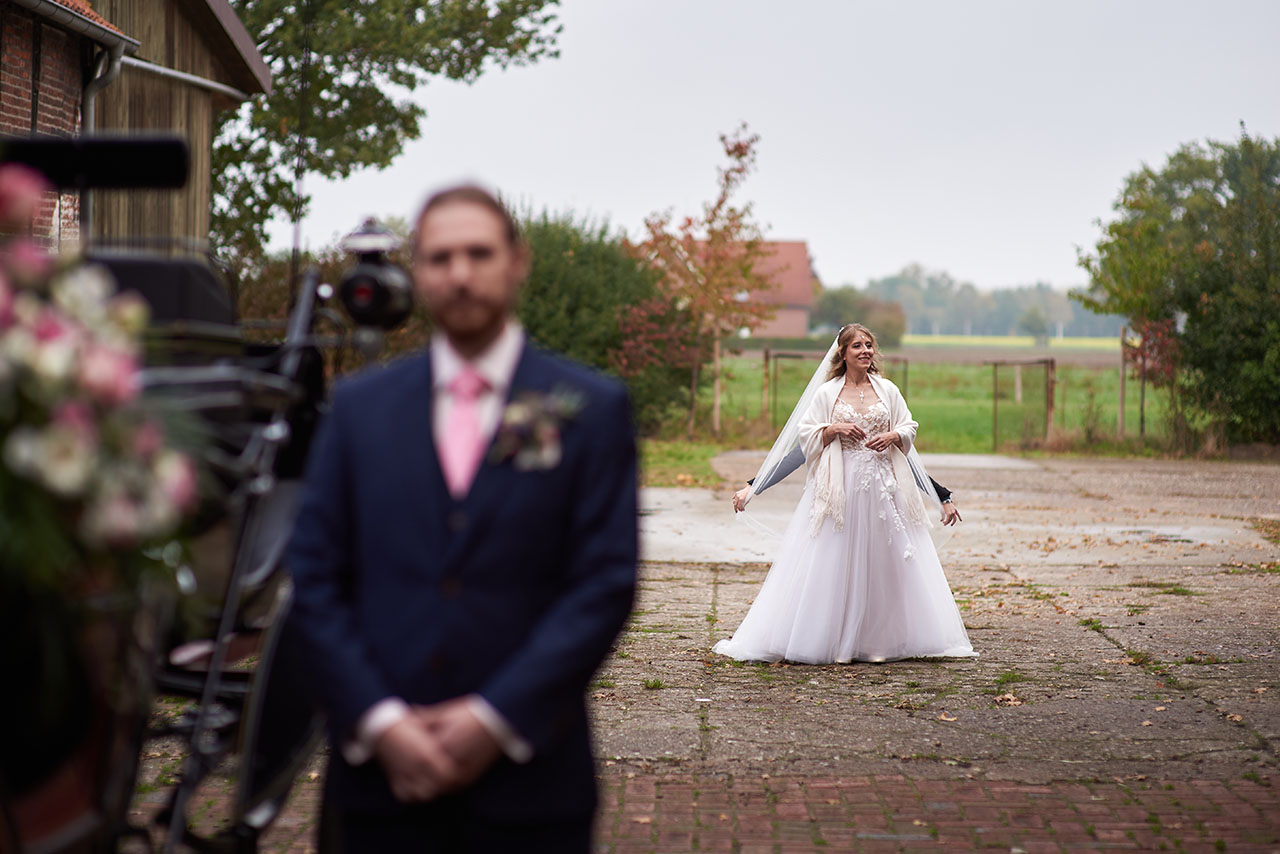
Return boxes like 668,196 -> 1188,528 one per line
797,373 -> 929,537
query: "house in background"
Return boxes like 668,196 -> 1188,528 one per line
0,0 -> 269,247
750,240 -> 820,338
0,0 -> 137,246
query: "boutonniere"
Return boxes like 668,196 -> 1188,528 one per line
489,386 -> 585,471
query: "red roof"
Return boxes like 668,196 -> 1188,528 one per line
49,0 -> 125,35
753,241 -> 817,308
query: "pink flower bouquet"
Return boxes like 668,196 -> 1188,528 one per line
0,164 -> 200,595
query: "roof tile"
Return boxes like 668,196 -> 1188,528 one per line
47,0 -> 123,35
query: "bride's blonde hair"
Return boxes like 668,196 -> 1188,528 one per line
827,323 -> 883,380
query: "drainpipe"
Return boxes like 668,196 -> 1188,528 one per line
79,43 -> 124,239
119,56 -> 250,103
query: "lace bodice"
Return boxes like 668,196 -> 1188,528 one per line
832,398 -> 889,452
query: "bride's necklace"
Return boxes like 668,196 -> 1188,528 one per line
846,376 -> 870,404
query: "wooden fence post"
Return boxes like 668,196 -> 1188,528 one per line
1118,325 -> 1126,439
1045,358 -> 1056,440
992,363 -> 999,452
761,347 -> 770,421
1139,348 -> 1147,441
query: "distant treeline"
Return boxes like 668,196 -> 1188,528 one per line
815,263 -> 1125,339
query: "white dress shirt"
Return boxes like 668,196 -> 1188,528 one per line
343,321 -> 534,766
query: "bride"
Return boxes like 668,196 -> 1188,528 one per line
713,323 -> 976,664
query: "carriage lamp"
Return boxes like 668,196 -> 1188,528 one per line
338,218 -> 413,330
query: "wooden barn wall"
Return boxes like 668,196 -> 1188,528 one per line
91,0 -> 234,80
91,69 -> 212,245
90,0 -> 236,246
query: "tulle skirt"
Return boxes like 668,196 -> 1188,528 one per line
714,446 -> 976,663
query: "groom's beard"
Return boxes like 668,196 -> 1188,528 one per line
427,287 -> 512,353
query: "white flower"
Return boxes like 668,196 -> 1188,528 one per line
3,425 -> 42,474
50,264 -> 114,327
515,441 -> 561,472
5,422 -> 98,497
31,334 -> 80,386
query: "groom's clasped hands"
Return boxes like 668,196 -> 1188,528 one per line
373,697 -> 502,803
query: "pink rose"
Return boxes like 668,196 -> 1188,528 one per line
0,164 -> 50,230
3,238 -> 53,287
34,304 -> 73,342
78,343 -> 139,405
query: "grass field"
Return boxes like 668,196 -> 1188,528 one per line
698,354 -> 1169,455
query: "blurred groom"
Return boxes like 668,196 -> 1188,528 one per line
287,185 -> 638,852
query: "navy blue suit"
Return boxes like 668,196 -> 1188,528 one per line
287,342 -> 638,847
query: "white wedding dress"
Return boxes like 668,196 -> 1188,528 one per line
714,397 -> 976,663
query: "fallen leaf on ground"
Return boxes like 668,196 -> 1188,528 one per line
1141,720 -> 1152,727
995,693 -> 1023,707
938,712 -> 958,722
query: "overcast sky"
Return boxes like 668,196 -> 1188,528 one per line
267,0 -> 1280,291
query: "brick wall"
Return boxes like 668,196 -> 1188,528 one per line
1,5 -> 83,247
0,9 -> 36,134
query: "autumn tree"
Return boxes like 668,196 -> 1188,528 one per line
631,123 -> 776,437
214,0 -> 561,270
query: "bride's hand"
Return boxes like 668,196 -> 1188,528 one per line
731,486 -> 751,513
865,431 -> 900,451
826,422 -> 865,443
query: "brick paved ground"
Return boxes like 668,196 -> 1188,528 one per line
128,456 -> 1280,852
598,773 -> 1280,852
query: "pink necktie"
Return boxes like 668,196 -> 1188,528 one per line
440,366 -> 489,498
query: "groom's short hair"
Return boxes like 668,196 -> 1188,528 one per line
414,184 -> 521,247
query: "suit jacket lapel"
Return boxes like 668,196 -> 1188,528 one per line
405,352 -> 450,548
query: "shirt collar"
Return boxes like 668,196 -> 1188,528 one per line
431,321 -> 525,394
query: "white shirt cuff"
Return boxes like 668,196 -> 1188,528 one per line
467,695 -> 534,764
342,697 -> 410,765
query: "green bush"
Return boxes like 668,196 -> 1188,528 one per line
518,212 -> 690,432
